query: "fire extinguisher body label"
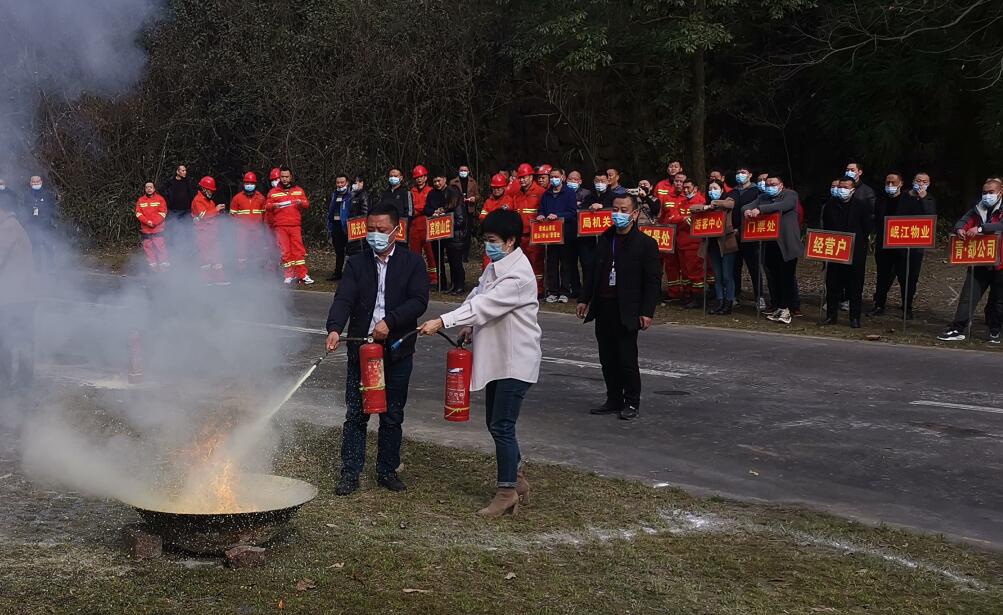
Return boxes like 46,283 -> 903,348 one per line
444,367 -> 469,421
364,358 -> 385,390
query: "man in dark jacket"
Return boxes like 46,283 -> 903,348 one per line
742,175 -> 803,325
22,175 -> 58,272
325,204 -> 430,495
895,172 -> 936,318
424,170 -> 467,294
450,165 -> 480,262
538,168 -> 579,303
160,164 -> 197,248
326,174 -> 371,281
728,167 -> 762,305
820,177 -> 874,328
577,192 -> 661,421
845,161 -> 876,211
0,193 -> 34,397
375,168 -> 414,220
870,172 -> 904,316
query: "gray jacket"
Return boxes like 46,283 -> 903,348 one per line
742,188 -> 803,262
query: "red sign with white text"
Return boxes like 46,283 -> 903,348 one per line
640,224 -> 676,254
948,234 -> 1002,266
577,210 -> 613,236
530,220 -> 565,245
742,212 -> 781,241
689,210 -> 727,239
804,229 -> 855,264
884,215 -> 937,249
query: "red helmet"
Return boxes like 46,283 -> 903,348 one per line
199,176 -> 216,192
490,173 -> 509,188
516,163 -> 534,178
243,171 -> 257,183
535,164 -> 552,176
412,165 -> 429,179
269,167 -> 281,181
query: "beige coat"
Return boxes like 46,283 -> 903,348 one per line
696,198 -> 739,258
0,210 -> 34,306
439,247 -> 542,391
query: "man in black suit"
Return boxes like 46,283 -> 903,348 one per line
325,204 -> 430,495
819,177 -> 874,328
576,192 -> 661,421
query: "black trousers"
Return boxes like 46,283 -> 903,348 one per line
872,247 -> 898,308
545,224 -> 580,296
898,250 -> 924,311
0,304 -> 35,396
735,241 -> 762,299
331,224 -> 348,276
595,299 -> 641,408
764,243 -> 797,310
578,237 -> 597,298
949,267 -> 1003,332
341,354 -> 413,478
825,259 -> 866,321
445,240 -> 466,291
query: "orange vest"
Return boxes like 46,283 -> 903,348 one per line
514,183 -> 545,234
480,195 -> 515,221
265,185 -> 310,227
191,193 -> 219,225
230,191 -> 266,223
410,185 -> 432,218
135,193 -> 167,234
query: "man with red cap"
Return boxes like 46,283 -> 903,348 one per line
265,166 -> 313,285
408,164 -> 437,286
230,171 -> 267,273
191,176 -> 227,285
513,162 -> 546,295
135,181 -> 169,274
535,164 -> 552,190
655,167 -> 688,302
478,173 -> 515,270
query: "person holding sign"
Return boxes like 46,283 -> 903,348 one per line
895,172 -> 937,319
425,169 -> 468,295
691,179 -> 739,315
417,209 -> 542,518
742,175 -> 802,325
819,178 -> 873,328
538,168 -> 578,303
869,172 -> 905,316
937,180 -> 1003,343
577,192 -> 661,421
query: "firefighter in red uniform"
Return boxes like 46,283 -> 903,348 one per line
265,166 -> 313,284
135,181 -> 169,273
408,165 -> 438,286
230,171 -> 267,273
655,170 -> 687,301
534,164 -> 552,190
479,173 -> 515,270
191,176 -> 227,285
513,163 -> 546,295
676,178 -> 708,307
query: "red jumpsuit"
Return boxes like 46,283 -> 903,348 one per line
135,192 -> 169,271
656,182 -> 706,300
265,184 -> 310,280
191,193 -> 225,284
479,194 -> 515,270
229,191 -> 267,271
409,184 -> 438,285
655,180 -> 686,299
514,183 -> 546,295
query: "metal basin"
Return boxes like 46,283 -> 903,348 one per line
120,474 -> 318,555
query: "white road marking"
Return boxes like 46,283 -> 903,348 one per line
909,400 -> 1003,416
540,356 -> 685,378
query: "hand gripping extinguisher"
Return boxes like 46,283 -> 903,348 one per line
442,334 -> 472,422
358,340 -> 387,414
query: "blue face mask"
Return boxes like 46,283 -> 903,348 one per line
595,182 -> 608,193
31,184 -> 42,191
757,180 -> 767,192
459,171 -> 469,179
830,186 -> 839,198
485,241 -> 507,262
884,185 -> 899,196
337,186 -> 348,193
549,177 -> 562,188
244,184 -> 255,192
736,173 -> 749,185
708,188 -> 723,200
612,211 -> 633,229
765,185 -> 781,197
981,193 -> 1000,208
388,176 -> 401,186
837,187 -> 853,200
913,182 -> 926,193
366,227 -> 397,253
845,169 -> 858,181
567,181 -> 580,191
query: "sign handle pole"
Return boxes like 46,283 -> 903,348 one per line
966,265 -> 975,342
902,247 -> 911,334
819,262 -> 826,324
703,239 -> 708,315
437,239 -> 444,292
757,242 -> 764,318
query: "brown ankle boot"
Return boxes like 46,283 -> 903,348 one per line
515,467 -> 530,506
477,488 -> 519,518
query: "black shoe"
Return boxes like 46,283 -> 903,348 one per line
589,401 -> 621,415
682,298 -> 702,310
335,475 -> 359,496
716,300 -> 733,315
619,406 -> 639,421
905,310 -> 914,321
850,318 -> 861,329
376,471 -> 407,492
818,317 -> 838,326
450,288 -> 466,296
867,306 -> 885,317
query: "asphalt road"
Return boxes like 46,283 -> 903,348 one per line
39,273 -> 1003,549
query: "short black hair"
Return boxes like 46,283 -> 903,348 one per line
481,209 -> 523,249
886,171 -> 903,181
335,174 -> 349,182
368,203 -> 400,226
612,193 -> 637,211
279,165 -> 292,173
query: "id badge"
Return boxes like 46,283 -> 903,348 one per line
32,207 -> 39,217
608,267 -> 616,287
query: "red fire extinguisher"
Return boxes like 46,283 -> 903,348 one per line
359,342 -> 387,414
444,345 -> 473,422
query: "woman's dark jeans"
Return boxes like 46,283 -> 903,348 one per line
484,378 -> 532,487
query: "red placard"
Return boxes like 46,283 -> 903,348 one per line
804,229 -> 855,264
689,210 -> 727,239
426,214 -> 454,241
742,212 -> 781,241
578,210 -> 613,236
530,220 -> 565,245
395,218 -> 409,243
639,224 -> 676,254
347,216 -> 367,242
948,234 -> 1002,266
884,215 -> 937,249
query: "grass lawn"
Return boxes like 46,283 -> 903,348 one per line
3,422 -> 1002,614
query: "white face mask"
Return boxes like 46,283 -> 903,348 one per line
271,180 -> 279,188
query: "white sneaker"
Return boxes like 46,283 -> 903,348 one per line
766,308 -> 783,321
284,277 -> 295,285
302,275 -> 315,285
558,295 -> 569,304
840,300 -> 850,312
777,308 -> 792,325
756,297 -> 767,311
545,294 -> 558,303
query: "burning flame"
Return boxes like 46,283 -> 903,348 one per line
156,425 -> 256,514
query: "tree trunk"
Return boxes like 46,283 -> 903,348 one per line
689,0 -> 707,183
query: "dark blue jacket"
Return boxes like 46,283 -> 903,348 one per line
540,186 -> 578,222
325,245 -> 429,363
22,187 -> 58,227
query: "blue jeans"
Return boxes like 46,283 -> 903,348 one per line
485,379 -> 531,488
340,354 -> 413,478
708,242 -> 737,301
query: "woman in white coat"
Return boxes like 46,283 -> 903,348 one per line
418,209 -> 542,517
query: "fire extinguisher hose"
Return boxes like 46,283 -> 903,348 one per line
390,329 -> 466,351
